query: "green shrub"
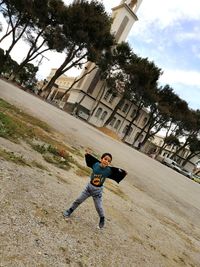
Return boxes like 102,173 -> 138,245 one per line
43,154 -> 71,171
47,145 -> 59,156
31,143 -> 47,154
0,112 -> 18,139
0,148 -> 29,166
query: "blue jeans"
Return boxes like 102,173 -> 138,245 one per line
69,183 -> 104,218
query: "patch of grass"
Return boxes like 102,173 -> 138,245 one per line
0,99 -> 14,109
0,98 -> 51,132
0,111 -> 35,142
31,141 -> 77,171
47,144 -> 59,155
0,98 -> 53,143
0,99 -> 87,174
0,148 -> 48,170
29,131 -> 79,157
43,154 -> 71,171
30,142 -> 77,163
71,146 -> 83,157
0,148 -> 30,166
43,154 -> 57,164
0,112 -> 16,138
30,143 -> 47,154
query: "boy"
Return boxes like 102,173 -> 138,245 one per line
63,151 -> 127,229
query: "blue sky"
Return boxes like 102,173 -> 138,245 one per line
112,0 -> 200,110
0,0 -> 200,110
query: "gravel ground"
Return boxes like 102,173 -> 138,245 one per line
1,137 -> 200,267
1,80 -> 200,266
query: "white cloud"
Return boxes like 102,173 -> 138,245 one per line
160,69 -> 200,87
130,0 -> 200,37
159,69 -> 200,109
175,26 -> 200,42
140,0 -> 200,26
191,45 -> 200,59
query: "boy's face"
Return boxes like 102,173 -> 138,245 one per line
100,155 -> 112,168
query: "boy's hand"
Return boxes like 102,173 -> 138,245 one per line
85,148 -> 92,155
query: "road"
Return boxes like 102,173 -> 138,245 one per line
1,79 -> 200,232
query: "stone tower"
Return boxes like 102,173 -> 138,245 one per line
63,0 -> 143,115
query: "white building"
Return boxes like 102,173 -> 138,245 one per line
143,134 -> 200,172
45,0 -> 149,147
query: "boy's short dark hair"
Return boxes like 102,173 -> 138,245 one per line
101,153 -> 112,161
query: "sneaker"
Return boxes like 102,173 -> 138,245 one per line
98,217 -> 105,229
63,208 -> 73,218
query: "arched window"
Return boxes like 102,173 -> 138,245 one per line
122,125 -> 132,135
122,103 -> 129,113
138,134 -> 143,142
100,111 -> 108,121
103,91 -> 110,101
142,117 -> 148,126
110,117 -> 116,126
108,94 -> 115,104
128,127 -> 133,135
119,99 -> 125,110
122,125 -> 128,134
95,107 -> 102,118
114,119 -> 121,129
130,109 -> 137,118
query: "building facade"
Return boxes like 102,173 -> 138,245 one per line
143,134 -> 200,172
42,0 -> 148,147
44,69 -> 75,103
40,0 -> 200,171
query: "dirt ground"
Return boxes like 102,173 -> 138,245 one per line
0,136 -> 200,267
1,80 -> 200,267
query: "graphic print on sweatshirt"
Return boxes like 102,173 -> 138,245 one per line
90,162 -> 112,187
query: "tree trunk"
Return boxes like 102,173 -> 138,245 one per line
139,122 -> 152,147
10,30 -> 47,80
122,102 -> 143,142
72,94 -> 86,116
142,119 -> 167,147
0,14 -> 21,44
171,141 -> 188,159
88,82 -> 106,119
1,22 -> 28,73
44,72 -> 61,99
103,95 -> 125,127
5,23 -> 28,59
157,120 -> 173,156
0,28 -> 12,43
133,113 -> 161,148
43,46 -> 87,96
133,112 -> 154,146
60,65 -> 97,102
182,152 -> 200,166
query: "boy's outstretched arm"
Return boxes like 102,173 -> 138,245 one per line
85,153 -> 100,168
108,167 -> 127,183
84,151 -> 127,183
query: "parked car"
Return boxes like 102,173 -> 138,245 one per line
162,157 -> 182,173
163,157 -> 193,178
178,168 -> 192,179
